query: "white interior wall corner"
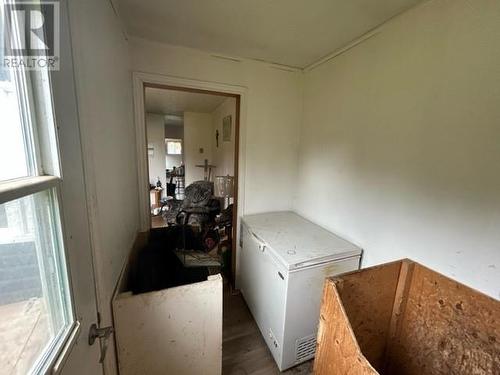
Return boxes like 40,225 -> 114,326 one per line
295,0 -> 500,300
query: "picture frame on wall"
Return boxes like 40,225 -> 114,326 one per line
223,115 -> 232,142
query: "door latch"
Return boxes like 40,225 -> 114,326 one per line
88,323 -> 114,363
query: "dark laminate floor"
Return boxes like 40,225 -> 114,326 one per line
222,286 -> 313,375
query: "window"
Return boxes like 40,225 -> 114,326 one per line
166,138 -> 182,155
0,191 -> 72,374
0,2 -> 73,374
0,64 -> 30,181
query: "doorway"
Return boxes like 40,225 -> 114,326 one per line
138,81 -> 241,286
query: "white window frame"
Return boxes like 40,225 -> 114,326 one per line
166,138 -> 183,155
0,1 -> 77,373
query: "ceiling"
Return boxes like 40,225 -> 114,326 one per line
145,88 -> 228,120
119,0 -> 424,68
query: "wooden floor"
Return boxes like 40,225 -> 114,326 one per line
222,286 -> 313,375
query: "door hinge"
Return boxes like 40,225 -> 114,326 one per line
88,323 -> 114,363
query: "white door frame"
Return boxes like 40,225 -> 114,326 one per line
132,72 -> 247,281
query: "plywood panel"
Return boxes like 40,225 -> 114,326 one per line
113,275 -> 222,375
314,260 -> 500,375
314,279 -> 377,375
334,261 -> 402,371
386,264 -> 500,375
383,260 -> 415,373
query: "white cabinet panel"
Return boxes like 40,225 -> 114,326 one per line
112,235 -> 223,375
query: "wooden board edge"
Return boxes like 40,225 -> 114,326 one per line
327,259 -> 408,285
112,231 -> 148,302
382,260 -> 415,370
314,279 -> 378,375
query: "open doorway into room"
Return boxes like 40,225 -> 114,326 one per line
130,78 -> 313,375
144,85 -> 240,285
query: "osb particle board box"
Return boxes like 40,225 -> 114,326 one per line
314,259 -> 499,375
111,232 -> 223,375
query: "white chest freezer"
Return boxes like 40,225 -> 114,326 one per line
239,211 -> 362,371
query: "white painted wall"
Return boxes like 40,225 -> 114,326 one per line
129,37 -> 303,214
146,113 -> 166,190
296,0 -> 500,300
212,97 -> 236,177
183,112 -> 213,185
67,0 -> 139,373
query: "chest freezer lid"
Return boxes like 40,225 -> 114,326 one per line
242,211 -> 361,271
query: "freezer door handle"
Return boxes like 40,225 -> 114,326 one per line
249,230 -> 267,252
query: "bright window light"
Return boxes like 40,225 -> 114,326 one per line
0,65 -> 30,181
166,139 -> 182,155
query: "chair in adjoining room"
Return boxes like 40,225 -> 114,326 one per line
175,180 -> 221,231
